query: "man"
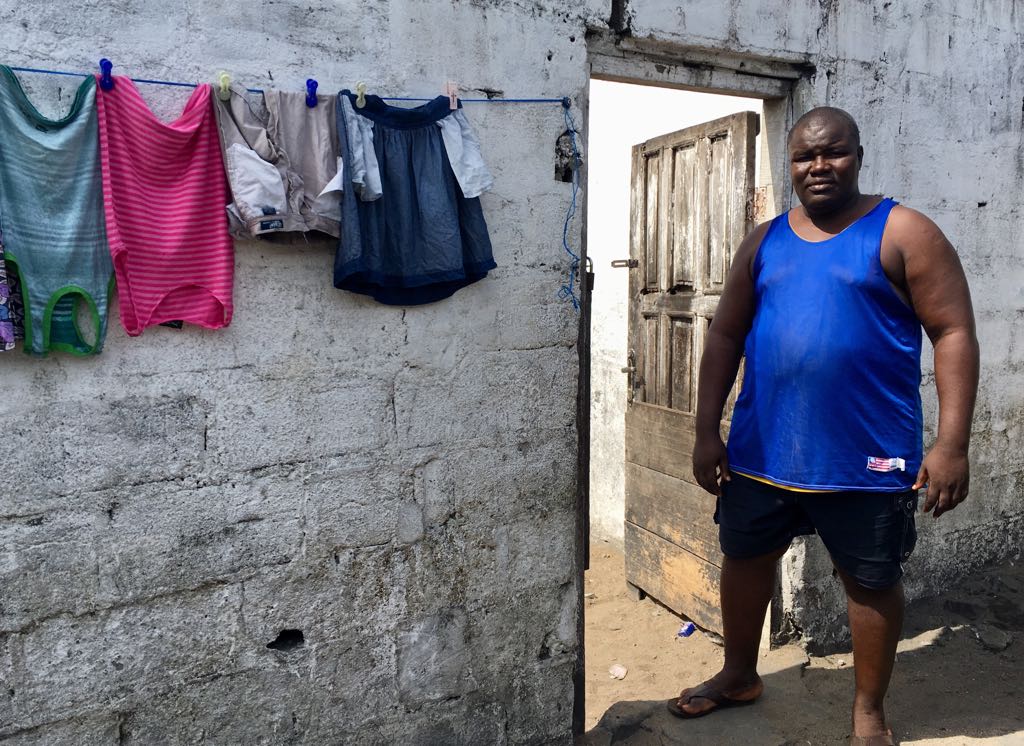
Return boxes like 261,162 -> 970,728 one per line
668,107 -> 979,746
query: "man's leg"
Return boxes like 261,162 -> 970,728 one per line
837,570 -> 904,738
674,544 -> 788,715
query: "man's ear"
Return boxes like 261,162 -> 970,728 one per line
857,145 -> 864,167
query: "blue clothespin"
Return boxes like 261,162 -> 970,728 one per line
305,78 -> 318,108
98,58 -> 114,91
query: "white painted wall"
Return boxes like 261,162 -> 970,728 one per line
587,80 -> 762,548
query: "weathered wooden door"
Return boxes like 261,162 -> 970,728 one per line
623,111 -> 757,634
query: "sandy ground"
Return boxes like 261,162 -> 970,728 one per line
583,540 -> 1024,745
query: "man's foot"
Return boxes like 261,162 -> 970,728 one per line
668,670 -> 763,718
849,729 -> 896,746
851,702 -> 891,741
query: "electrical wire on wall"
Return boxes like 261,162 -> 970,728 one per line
557,101 -> 583,311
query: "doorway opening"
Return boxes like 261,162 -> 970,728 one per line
583,77 -> 782,730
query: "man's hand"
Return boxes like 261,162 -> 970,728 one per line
913,443 -> 970,518
693,434 -> 731,496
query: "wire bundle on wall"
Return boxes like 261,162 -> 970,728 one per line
558,103 -> 583,311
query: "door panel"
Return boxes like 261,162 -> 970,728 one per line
669,316 -> 694,413
671,144 -> 699,288
623,111 -> 758,635
624,463 -> 722,565
642,315 -> 658,404
624,523 -> 723,632
644,152 -> 660,292
708,136 -> 731,288
624,404 -> 698,481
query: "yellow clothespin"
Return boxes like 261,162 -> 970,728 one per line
355,82 -> 367,109
445,80 -> 459,110
216,71 -> 231,101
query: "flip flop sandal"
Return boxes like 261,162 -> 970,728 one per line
849,729 -> 896,745
666,682 -> 760,719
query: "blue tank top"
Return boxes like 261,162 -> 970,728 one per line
727,198 -> 923,491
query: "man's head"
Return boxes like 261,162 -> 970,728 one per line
787,107 -> 863,215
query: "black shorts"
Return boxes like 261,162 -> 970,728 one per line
715,472 -> 919,589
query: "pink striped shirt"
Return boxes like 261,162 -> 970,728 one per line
96,77 -> 233,335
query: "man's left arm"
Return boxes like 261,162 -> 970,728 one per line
884,206 -> 980,518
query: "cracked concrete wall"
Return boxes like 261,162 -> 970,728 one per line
0,1 -> 588,743
586,0 -> 1024,651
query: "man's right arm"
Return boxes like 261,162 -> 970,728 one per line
691,222 -> 766,495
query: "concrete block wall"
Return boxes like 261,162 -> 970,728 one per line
0,0 -> 587,742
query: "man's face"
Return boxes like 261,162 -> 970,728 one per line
788,117 -> 863,214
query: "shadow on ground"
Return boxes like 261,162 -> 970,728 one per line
583,559 -> 1024,745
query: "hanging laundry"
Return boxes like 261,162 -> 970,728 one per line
0,259 -> 20,351
214,83 -> 343,240
334,91 -> 495,305
96,77 -> 233,335
0,67 -> 114,355
0,228 -> 22,351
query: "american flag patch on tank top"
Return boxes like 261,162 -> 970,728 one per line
867,457 -> 906,472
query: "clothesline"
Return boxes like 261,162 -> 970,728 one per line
7,65 -> 571,106
3,61 -> 584,319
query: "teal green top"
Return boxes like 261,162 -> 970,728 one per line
0,67 -> 113,355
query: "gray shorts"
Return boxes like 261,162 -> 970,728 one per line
213,84 -> 341,240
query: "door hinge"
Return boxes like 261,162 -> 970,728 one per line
611,259 -> 639,269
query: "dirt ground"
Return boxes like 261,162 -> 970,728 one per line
583,540 -> 1024,745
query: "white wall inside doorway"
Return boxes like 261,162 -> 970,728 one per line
588,80 -> 763,547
